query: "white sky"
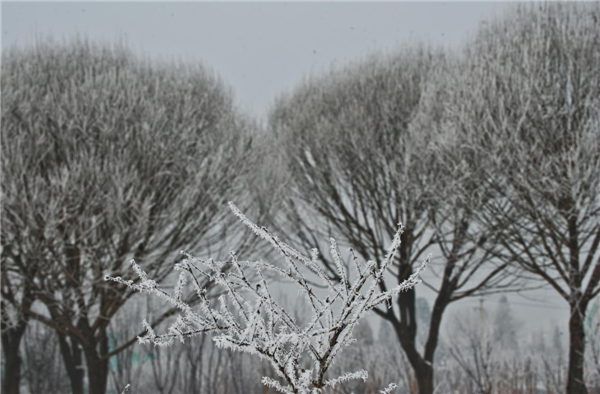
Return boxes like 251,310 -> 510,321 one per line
1,1 -> 575,340
2,2 -> 511,118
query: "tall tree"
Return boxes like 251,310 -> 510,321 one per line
437,4 -> 600,393
269,45 -> 516,394
1,272 -> 34,394
1,39 -> 263,394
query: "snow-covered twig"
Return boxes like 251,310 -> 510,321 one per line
106,202 -> 429,393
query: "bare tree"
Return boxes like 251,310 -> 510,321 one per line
446,299 -> 523,394
21,321 -> 71,394
107,303 -> 149,394
375,321 -> 415,393
1,263 -> 34,394
448,310 -> 497,394
1,38 -> 263,394
107,202 -> 429,394
147,340 -> 183,394
585,298 -> 600,391
434,4 -> 600,393
444,300 -> 542,394
268,44 -> 518,394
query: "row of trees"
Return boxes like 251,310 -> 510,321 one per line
2,3 -> 599,394
14,297 -> 600,394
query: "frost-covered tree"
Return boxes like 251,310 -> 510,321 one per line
492,296 -> 519,351
433,4 -> 600,393
21,321 -> 71,394
107,202 -> 429,394
269,44 -> 518,394
446,304 -> 521,394
1,39 -> 264,394
1,263 -> 34,394
448,308 -> 496,394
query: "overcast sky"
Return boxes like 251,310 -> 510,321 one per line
2,2 -> 512,118
1,1 -> 572,338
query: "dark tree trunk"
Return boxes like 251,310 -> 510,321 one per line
390,258 -> 453,394
1,282 -> 34,394
82,332 -> 110,394
415,365 -> 434,394
566,300 -> 589,394
58,333 -> 85,394
564,212 -> 589,394
1,321 -> 27,394
393,279 -> 434,394
75,317 -> 110,394
85,351 -> 109,394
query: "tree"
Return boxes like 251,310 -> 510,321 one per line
1,264 -> 34,394
446,300 -> 523,394
21,321 -> 71,394
435,4 -> 600,393
1,38 -> 263,394
492,297 -> 519,351
108,202 -> 429,394
448,309 -> 496,394
268,45 -> 517,394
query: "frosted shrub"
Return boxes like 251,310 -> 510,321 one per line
107,202 -> 428,394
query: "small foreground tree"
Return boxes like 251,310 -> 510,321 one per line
107,202 -> 429,394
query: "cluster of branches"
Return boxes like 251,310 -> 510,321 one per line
108,202 -> 429,394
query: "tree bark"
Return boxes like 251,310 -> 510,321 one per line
392,285 -> 436,394
58,333 -> 85,394
85,353 -> 109,394
389,258 -> 453,394
1,321 -> 27,394
415,365 -> 434,394
82,332 -> 110,394
566,300 -> 589,394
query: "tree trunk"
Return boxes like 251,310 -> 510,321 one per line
85,353 -> 109,394
58,333 -> 85,394
83,333 -> 110,394
415,364 -> 434,394
566,301 -> 589,394
1,322 -> 27,394
391,259 -> 452,394
76,319 -> 110,394
393,285 -> 436,394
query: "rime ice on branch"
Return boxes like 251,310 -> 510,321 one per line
107,202 -> 429,394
